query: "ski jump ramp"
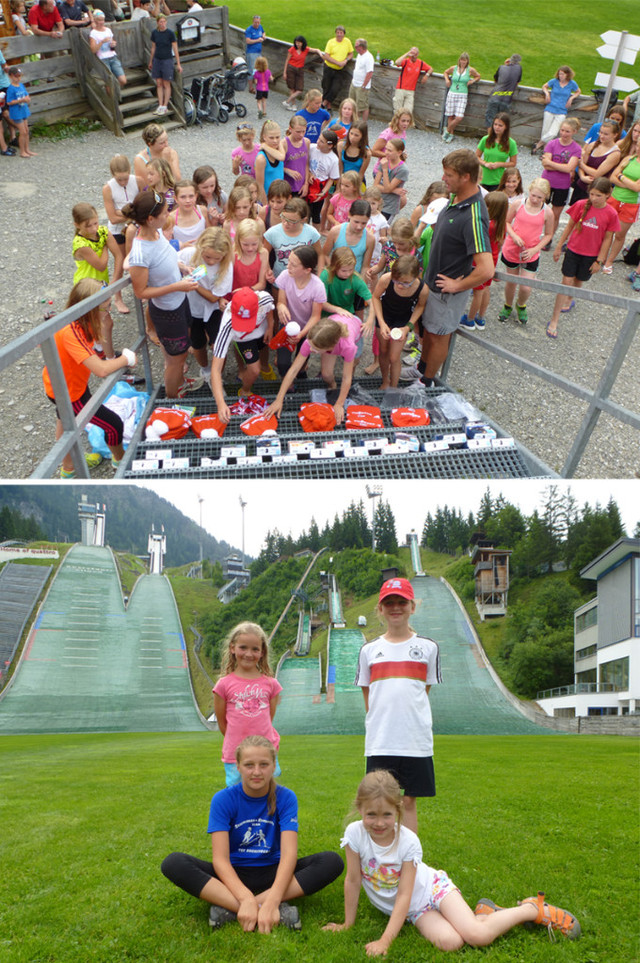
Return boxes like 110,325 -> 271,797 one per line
0,544 -> 204,734
277,576 -> 546,736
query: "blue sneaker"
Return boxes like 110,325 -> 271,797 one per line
474,316 -> 486,330
632,275 -> 640,293
458,314 -> 475,330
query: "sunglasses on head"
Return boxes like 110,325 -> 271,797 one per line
236,123 -> 253,132
149,190 -> 165,218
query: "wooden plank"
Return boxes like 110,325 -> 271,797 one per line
0,33 -> 69,58
6,53 -> 76,83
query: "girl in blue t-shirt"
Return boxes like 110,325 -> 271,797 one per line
161,735 -> 343,933
294,88 -> 330,144
5,66 -> 35,158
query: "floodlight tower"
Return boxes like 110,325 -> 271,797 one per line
198,494 -> 204,578
365,484 -> 383,551
239,495 -> 247,567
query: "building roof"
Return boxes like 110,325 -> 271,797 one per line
580,537 -> 640,581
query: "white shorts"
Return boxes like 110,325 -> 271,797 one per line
407,869 -> 460,924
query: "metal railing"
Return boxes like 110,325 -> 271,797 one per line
0,277 -> 156,479
537,682 -> 618,699
441,270 -> 640,477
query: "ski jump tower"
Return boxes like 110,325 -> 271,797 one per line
148,525 -> 166,575
78,495 -> 106,547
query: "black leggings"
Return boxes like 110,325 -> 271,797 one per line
161,850 -> 343,900
49,387 -> 123,447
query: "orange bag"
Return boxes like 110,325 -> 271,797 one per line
191,414 -> 228,438
390,407 -> 430,427
145,407 -> 192,440
298,403 -> 337,433
240,413 -> 279,436
345,405 -> 384,430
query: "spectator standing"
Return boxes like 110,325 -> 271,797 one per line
131,0 -> 153,20
148,15 -> 182,115
393,47 -> 432,116
245,15 -> 265,93
319,25 -> 354,110
442,52 -> 480,143
349,38 -> 374,123
485,54 -> 522,127
531,66 -> 580,155
28,0 -> 64,38
416,150 -> 493,386
57,0 -> 89,28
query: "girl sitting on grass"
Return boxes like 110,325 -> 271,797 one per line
161,735 -> 343,933
323,770 -> 580,955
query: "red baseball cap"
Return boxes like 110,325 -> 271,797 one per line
379,577 -> 414,602
230,287 -> 259,332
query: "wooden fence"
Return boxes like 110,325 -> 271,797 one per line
0,8 -> 228,130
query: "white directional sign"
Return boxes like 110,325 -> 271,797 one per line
597,44 -> 638,66
600,30 -> 640,51
594,71 -> 638,93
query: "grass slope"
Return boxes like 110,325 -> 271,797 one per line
1,732 -> 637,963
229,2 -> 639,89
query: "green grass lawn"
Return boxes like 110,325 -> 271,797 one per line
230,1 -> 639,89
1,732 -> 637,962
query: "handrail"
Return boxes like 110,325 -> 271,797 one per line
0,277 -> 154,479
440,271 -> 640,477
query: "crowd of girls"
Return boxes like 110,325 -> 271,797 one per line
46,70 -> 639,473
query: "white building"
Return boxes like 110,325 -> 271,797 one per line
537,537 -> 640,718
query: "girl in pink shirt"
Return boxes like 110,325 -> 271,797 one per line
327,170 -> 361,228
213,622 -> 282,786
545,177 -> 619,338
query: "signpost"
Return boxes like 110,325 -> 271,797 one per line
595,30 -> 639,122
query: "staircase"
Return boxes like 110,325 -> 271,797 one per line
119,67 -> 183,137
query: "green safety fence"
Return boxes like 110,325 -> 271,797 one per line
0,544 -> 203,734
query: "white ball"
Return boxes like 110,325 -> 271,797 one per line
145,426 -> 160,441
390,328 -> 403,341
200,428 -> 219,439
285,321 -> 301,337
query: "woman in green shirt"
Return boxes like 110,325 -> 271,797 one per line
443,52 -> 480,143
476,113 -> 518,191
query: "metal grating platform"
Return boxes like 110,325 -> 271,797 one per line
123,378 -> 542,479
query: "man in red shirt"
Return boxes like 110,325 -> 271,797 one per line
393,47 -> 432,114
28,0 -> 64,37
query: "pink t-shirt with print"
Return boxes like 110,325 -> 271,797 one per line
213,672 -> 282,762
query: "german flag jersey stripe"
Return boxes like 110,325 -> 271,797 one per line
369,660 -> 428,684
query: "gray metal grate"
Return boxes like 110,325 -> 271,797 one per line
124,379 -> 537,479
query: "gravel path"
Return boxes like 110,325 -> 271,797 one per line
0,92 -> 638,478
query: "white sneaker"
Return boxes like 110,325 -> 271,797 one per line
153,105 -> 163,115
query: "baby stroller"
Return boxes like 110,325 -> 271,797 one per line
210,59 -> 249,119
184,75 -> 232,126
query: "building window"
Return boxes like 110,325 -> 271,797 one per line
599,657 -> 629,690
576,644 -> 596,661
587,707 -> 618,716
576,606 -> 597,633
576,669 -> 596,685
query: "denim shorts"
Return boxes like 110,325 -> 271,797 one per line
105,56 -> 125,79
